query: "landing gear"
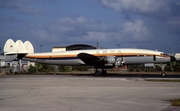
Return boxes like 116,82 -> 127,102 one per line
94,69 -> 107,76
101,70 -> 107,75
161,72 -> 166,77
160,64 -> 166,77
94,70 -> 101,76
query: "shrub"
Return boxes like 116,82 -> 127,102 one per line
28,65 -> 37,73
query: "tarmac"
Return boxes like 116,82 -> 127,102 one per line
0,74 -> 180,111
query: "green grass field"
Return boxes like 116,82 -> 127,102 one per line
170,98 -> 180,106
146,79 -> 180,82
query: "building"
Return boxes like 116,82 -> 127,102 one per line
175,53 -> 180,60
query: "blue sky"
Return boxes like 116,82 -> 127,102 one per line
0,0 -> 180,53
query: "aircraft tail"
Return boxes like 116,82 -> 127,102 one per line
3,39 -> 34,60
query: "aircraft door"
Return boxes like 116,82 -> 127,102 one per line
153,55 -> 156,61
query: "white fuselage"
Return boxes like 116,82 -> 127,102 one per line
22,48 -> 171,65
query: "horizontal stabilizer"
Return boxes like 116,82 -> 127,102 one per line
5,54 -> 17,62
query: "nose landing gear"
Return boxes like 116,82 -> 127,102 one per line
160,64 -> 166,77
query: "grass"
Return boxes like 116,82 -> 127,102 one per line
170,98 -> 180,106
145,79 -> 180,82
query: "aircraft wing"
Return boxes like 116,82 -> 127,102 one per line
77,53 -> 104,66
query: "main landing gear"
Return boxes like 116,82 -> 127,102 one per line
94,69 -> 107,76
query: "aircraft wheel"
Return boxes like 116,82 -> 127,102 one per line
161,72 -> 166,77
94,71 -> 101,76
101,70 -> 107,75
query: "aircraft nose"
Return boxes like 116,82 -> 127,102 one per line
170,56 -> 176,62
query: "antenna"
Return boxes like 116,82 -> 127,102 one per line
117,44 -> 120,48
39,45 -> 43,52
96,42 -> 99,48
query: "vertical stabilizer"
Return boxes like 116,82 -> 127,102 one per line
4,39 -> 18,55
15,40 -> 29,54
24,41 -> 34,53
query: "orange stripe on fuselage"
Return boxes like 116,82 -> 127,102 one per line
25,52 -> 162,59
25,54 -> 78,59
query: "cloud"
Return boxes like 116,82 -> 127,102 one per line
98,0 -> 180,49
1,0 -> 179,53
99,0 -> 180,18
31,29 -> 58,42
121,19 -> 153,41
58,17 -> 91,24
55,17 -> 153,43
68,31 -> 118,42
0,0 -> 47,15
2,15 -> 153,50
31,29 -> 49,39
54,17 -> 108,37
100,0 -> 169,13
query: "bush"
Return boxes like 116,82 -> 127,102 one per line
72,66 -> 90,71
58,65 -> 71,72
35,63 -> 56,72
28,65 -> 37,73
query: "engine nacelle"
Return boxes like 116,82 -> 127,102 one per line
104,56 -> 116,64
115,57 -> 123,67
104,56 -> 123,67
115,59 -> 121,66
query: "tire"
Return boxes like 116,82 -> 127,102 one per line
101,70 -> 107,75
161,72 -> 166,77
94,71 -> 101,76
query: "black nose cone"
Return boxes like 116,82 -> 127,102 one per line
170,56 -> 176,62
